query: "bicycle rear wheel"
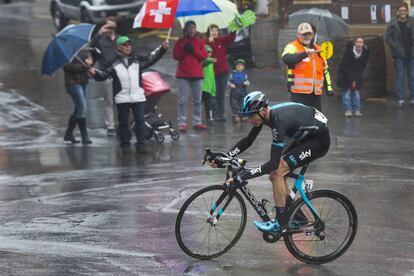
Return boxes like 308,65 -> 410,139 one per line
175,185 -> 247,259
284,190 -> 357,264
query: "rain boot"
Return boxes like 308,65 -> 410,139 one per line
63,116 -> 80,144
78,118 -> 92,145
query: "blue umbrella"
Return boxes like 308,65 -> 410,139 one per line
41,23 -> 95,76
176,0 -> 220,17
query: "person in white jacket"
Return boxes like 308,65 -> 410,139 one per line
95,36 -> 169,153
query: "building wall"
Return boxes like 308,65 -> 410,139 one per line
285,0 -> 407,25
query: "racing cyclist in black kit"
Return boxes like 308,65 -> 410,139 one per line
210,91 -> 330,232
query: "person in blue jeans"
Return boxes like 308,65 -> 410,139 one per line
63,50 -> 95,144
337,37 -> 369,117
95,36 -> 169,153
385,2 -> 414,108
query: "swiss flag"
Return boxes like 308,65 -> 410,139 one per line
133,0 -> 178,29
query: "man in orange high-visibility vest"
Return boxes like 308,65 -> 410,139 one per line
281,22 -> 334,111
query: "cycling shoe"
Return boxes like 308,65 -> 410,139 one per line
254,219 -> 280,232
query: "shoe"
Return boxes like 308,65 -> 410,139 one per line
107,129 -> 116,136
253,219 -> 280,232
194,123 -> 207,130
354,111 -> 362,117
119,143 -> 131,154
120,142 -> 131,149
63,116 -> 80,144
345,111 -> 352,117
178,124 -> 187,132
206,118 -> 214,125
78,118 -> 92,144
215,117 -> 226,122
232,115 -> 241,123
135,144 -> 148,154
398,100 -> 405,109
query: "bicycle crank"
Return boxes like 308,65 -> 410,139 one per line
262,232 -> 282,243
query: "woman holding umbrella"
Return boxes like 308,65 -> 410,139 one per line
63,50 -> 95,145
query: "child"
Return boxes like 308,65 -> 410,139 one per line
229,59 -> 250,123
202,45 -> 216,125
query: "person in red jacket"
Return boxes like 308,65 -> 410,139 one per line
173,20 -> 208,132
206,24 -> 236,122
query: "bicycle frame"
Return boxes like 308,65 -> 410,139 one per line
210,164 -> 322,225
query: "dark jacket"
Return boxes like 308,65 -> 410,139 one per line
90,32 -> 118,70
337,41 -> 369,90
385,17 -> 414,58
95,45 -> 166,104
173,36 -> 207,79
63,50 -> 90,86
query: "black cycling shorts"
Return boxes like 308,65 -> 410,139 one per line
282,128 -> 330,170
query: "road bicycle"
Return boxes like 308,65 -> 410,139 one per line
175,149 -> 358,264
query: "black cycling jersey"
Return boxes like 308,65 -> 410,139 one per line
227,102 -> 329,181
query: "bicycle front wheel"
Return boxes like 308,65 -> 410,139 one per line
284,190 -> 358,264
175,185 -> 247,259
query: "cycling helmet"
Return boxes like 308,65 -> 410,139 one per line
240,91 -> 268,116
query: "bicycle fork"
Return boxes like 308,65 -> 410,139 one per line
207,191 -> 234,226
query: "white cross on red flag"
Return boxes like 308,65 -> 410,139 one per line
133,0 -> 178,29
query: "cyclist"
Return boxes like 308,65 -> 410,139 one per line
209,91 -> 330,232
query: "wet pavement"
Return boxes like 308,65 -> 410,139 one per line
0,1 -> 414,275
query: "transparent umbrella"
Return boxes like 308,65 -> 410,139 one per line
288,8 -> 348,41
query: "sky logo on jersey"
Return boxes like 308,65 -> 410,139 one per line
228,148 -> 240,157
288,155 -> 297,167
272,128 -> 278,141
250,166 -> 262,175
299,149 -> 311,161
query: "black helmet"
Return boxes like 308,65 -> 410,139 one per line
240,91 -> 268,116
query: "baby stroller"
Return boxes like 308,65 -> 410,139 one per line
130,71 -> 180,143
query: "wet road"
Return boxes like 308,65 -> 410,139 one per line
0,1 -> 414,275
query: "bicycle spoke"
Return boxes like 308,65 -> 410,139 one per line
214,226 -> 234,244
284,190 -> 357,264
214,227 -> 222,252
176,185 -> 247,259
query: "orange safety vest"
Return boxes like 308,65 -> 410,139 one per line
286,40 -> 326,95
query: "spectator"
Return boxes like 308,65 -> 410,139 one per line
90,17 -> 118,136
229,58 -> 250,123
337,37 -> 370,117
173,20 -> 208,132
385,2 -> 414,108
206,24 -> 236,122
206,11 -> 256,121
281,22 -> 334,111
95,36 -> 169,153
63,50 -> 95,145
202,45 -> 216,125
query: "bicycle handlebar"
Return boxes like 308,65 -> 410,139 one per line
202,148 -> 247,174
